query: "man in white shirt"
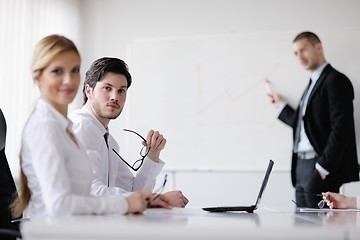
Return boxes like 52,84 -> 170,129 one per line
69,57 -> 188,207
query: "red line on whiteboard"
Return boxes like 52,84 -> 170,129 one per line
196,62 -> 280,115
198,80 -> 263,114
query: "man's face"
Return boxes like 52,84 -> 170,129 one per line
85,72 -> 128,126
293,38 -> 322,72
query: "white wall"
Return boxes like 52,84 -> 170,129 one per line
0,0 -> 82,178
80,0 -> 360,208
79,0 -> 360,150
80,0 -> 360,66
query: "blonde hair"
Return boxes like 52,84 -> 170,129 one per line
32,34 -> 80,80
11,34 -> 80,218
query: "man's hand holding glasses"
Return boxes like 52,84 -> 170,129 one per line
112,129 -> 166,171
144,129 -> 167,163
114,131 -> 188,209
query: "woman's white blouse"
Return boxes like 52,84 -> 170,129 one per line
22,99 -> 128,218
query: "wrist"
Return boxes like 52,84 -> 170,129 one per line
147,153 -> 160,162
346,197 -> 357,209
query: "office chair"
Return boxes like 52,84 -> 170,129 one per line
0,109 -> 22,240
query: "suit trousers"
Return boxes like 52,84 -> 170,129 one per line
295,157 -> 341,208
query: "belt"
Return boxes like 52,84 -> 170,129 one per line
297,151 -> 317,160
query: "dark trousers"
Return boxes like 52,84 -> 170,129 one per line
295,157 -> 341,208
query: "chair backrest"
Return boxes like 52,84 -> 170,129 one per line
0,109 -> 20,237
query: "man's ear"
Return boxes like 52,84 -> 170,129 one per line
84,84 -> 93,99
316,42 -> 323,54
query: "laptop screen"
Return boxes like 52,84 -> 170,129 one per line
254,159 -> 274,206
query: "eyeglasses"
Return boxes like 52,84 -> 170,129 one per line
292,193 -> 325,208
152,174 -> 168,201
318,199 -> 326,209
112,129 -> 150,171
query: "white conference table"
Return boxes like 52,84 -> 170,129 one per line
21,207 -> 360,240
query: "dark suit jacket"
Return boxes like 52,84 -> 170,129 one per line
278,64 -> 359,187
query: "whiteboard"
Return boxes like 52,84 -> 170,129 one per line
125,29 -> 360,171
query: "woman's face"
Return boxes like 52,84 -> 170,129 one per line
37,51 -> 81,114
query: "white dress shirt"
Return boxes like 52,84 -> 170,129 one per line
296,62 -> 327,154
298,63 -> 329,175
69,106 -> 164,197
22,99 -> 128,218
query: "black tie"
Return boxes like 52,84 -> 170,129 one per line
293,79 -> 313,153
104,132 -> 109,149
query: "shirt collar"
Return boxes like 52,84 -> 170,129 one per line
82,105 -> 109,136
310,62 -> 328,83
37,98 -> 72,130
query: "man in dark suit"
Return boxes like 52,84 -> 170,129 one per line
269,31 -> 359,208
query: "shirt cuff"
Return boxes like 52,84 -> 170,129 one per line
357,196 -> 360,209
141,157 -> 165,177
277,102 -> 287,116
315,163 -> 329,176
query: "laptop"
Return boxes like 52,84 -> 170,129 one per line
202,159 -> 274,213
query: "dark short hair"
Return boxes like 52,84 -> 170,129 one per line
83,57 -> 132,104
293,31 -> 321,45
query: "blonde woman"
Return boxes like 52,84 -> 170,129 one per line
12,35 -> 169,219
